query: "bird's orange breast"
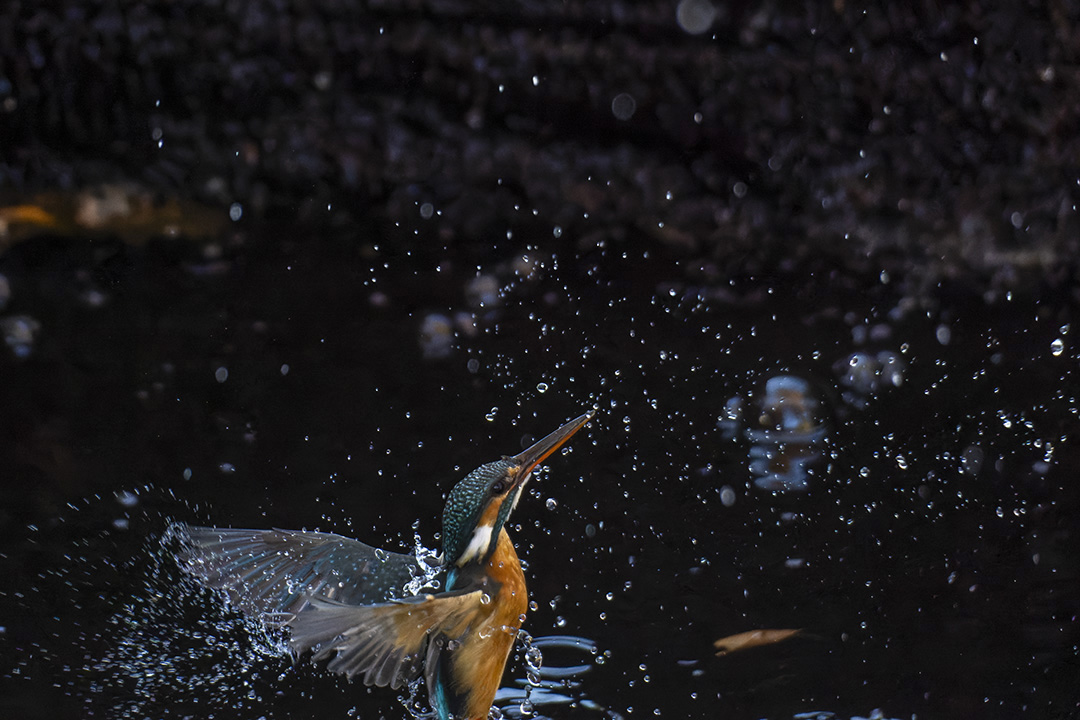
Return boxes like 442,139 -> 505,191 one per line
449,527 -> 528,719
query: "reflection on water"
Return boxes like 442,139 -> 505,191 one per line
495,634 -> 619,720
720,375 -> 829,492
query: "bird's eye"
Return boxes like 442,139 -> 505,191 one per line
490,480 -> 506,495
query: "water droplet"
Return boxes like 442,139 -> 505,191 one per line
676,0 -> 717,35
936,324 -> 952,345
537,382 -> 549,393
545,498 -> 557,511
1051,338 -> 1064,356
115,490 -> 140,508
720,486 -> 736,507
214,366 -> 228,383
611,93 -> 636,120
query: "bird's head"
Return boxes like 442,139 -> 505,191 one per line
442,410 -> 594,568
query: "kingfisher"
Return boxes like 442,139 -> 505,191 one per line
181,409 -> 594,720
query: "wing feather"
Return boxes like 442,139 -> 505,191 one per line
178,525 -> 423,614
289,591 -> 481,689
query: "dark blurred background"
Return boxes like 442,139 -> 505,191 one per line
2,0 -> 1078,287
1,2 -> 1079,720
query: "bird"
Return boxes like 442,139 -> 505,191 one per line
180,409 -> 595,720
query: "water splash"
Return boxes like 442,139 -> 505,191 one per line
84,525 -> 295,718
403,530 -> 444,596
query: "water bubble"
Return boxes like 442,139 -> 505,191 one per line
536,382 -> 549,393
228,202 -> 243,221
936,324 -> 952,345
545,498 -> 557,511
552,225 -> 563,238
1050,338 -> 1064,356
280,363 -> 290,375
419,202 -> 434,219
467,358 -> 480,373
214,366 -> 229,383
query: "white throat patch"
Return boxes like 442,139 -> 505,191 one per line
456,523 -> 494,566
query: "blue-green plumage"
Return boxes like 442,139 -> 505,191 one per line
441,459 -> 515,565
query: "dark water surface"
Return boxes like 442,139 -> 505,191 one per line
0,230 -> 1077,719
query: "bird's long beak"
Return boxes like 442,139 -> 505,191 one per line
509,408 -> 596,487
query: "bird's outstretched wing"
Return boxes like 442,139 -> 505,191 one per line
288,590 -> 482,689
178,525 -> 425,614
